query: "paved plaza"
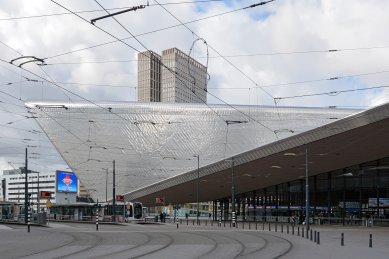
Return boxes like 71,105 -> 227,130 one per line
0,221 -> 388,258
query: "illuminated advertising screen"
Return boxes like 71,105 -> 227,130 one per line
56,171 -> 78,193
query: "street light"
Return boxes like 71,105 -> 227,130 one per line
231,157 -> 236,227
194,155 -> 200,225
284,149 -> 309,230
225,157 -> 236,227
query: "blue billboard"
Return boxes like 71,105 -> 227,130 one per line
56,171 -> 78,193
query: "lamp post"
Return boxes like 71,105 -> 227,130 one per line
104,168 -> 108,203
284,149 -> 310,230
231,157 -> 236,227
195,155 -> 200,225
24,148 -> 28,224
305,148 -> 309,230
112,160 -> 116,223
37,172 -> 40,213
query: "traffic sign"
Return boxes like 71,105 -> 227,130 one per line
156,197 -> 164,205
46,201 -> 52,208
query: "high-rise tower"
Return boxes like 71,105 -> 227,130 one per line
137,50 -> 161,102
137,48 -> 207,103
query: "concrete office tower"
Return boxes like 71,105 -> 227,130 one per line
137,50 -> 161,102
161,48 -> 207,103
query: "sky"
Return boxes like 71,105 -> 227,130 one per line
1,0 -> 389,180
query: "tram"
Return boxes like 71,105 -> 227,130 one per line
105,201 -> 144,221
49,201 -> 145,222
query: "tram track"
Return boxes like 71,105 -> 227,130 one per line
12,223 -> 293,259
18,229 -> 77,259
130,232 -> 174,259
241,231 -> 293,259
93,232 -> 151,259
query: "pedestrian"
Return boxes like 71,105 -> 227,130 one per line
160,212 -> 163,223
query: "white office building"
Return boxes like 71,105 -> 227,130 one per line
1,168 -> 56,211
137,48 -> 207,103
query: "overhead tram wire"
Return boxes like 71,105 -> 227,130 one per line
0,40 -> 73,103
91,0 -> 226,125
0,55 -> 156,154
0,0 -> 224,21
274,84 -> 389,101
40,2 -> 389,63
153,0 -> 275,101
42,3 -> 265,61
48,0 -> 270,131
152,0 -> 278,133
0,57 -> 135,124
91,0 -> 274,132
261,70 -> 389,89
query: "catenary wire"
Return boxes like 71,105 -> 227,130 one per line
0,0 -> 224,21
274,84 -> 389,101
94,0 -> 276,132
42,2 -> 263,60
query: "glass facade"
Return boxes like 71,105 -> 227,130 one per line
216,157 -> 389,226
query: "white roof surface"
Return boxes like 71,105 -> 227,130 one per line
26,101 -> 358,201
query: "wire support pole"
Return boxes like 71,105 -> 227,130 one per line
24,148 -> 28,224
112,160 -> 116,223
231,157 -> 236,227
196,155 -> 200,225
305,148 -> 310,230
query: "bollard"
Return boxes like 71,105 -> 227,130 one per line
317,232 -> 320,245
369,234 -> 372,248
302,227 -> 304,238
199,220 -> 201,226
298,226 -> 300,236
292,225 -> 294,235
287,224 -> 289,234
314,230 -> 317,242
281,224 -> 283,233
310,229 -> 313,241
224,221 -> 225,227
193,219 -> 195,225
176,213 -> 179,229
275,223 -> 277,232
27,205 -> 31,233
269,223 -> 271,231
306,228 -> 309,239
341,233 -> 344,246
96,210 -> 99,231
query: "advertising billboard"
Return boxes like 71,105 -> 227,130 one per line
56,171 -> 78,193
368,198 -> 389,208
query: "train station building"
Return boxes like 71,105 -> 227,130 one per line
26,101 -> 389,224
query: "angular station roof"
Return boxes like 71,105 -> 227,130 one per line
26,101 -> 358,203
